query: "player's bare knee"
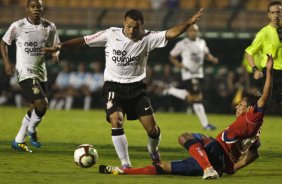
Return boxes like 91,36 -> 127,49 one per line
147,125 -> 160,138
34,98 -> 48,114
178,133 -> 194,146
110,113 -> 124,128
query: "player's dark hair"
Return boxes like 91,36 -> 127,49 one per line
268,0 -> 282,12
243,92 -> 262,106
124,9 -> 144,24
27,0 -> 42,6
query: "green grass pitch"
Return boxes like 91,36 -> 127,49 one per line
0,106 -> 281,184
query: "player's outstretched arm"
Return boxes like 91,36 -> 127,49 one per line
165,8 -> 204,40
205,54 -> 219,64
257,54 -> 273,108
42,37 -> 86,54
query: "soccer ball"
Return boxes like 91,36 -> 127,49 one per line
74,144 -> 98,168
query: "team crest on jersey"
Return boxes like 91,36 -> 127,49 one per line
32,85 -> 40,95
106,100 -> 113,109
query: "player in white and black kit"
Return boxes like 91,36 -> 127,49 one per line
164,24 -> 218,130
0,0 -> 60,152
43,9 -> 204,168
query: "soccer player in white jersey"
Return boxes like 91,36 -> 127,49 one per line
0,0 -> 60,152
43,9 -> 204,168
164,24 -> 218,130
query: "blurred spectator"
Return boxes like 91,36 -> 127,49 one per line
83,60 -> 104,110
211,67 -> 232,113
65,62 -> 88,110
149,63 -> 183,112
49,62 -> 72,110
149,0 -> 166,9
166,0 -> 179,9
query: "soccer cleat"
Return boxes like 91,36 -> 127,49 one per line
203,124 -> 216,131
149,150 -> 161,166
99,165 -> 124,175
121,164 -> 131,169
11,140 -> 32,153
203,167 -> 219,180
28,131 -> 41,148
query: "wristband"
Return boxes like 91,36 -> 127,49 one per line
252,66 -> 258,73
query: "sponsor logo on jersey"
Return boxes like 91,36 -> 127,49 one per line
27,67 -> 37,74
24,42 -> 42,56
112,49 -> 140,66
85,30 -> 106,43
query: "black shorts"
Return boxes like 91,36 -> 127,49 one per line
19,78 -> 47,102
103,81 -> 153,121
178,78 -> 203,95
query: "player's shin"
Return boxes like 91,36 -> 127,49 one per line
124,165 -> 161,175
147,126 -> 161,164
15,111 -> 31,143
112,128 -> 131,168
184,140 -> 212,170
28,108 -> 44,133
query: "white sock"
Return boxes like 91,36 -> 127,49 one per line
112,131 -> 131,167
83,96 -> 91,111
65,96 -> 73,110
15,114 -> 30,143
166,87 -> 188,100
27,110 -> 42,133
193,103 -> 209,127
147,134 -> 161,153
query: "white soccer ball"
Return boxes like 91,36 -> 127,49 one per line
74,144 -> 98,168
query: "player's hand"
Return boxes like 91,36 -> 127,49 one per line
189,8 -> 204,24
42,44 -> 60,54
253,70 -> 263,79
211,56 -> 219,64
266,54 -> 274,71
4,62 -> 14,76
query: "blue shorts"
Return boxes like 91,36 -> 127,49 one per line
171,133 -> 225,176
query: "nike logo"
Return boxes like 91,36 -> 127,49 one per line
116,38 -> 122,41
145,106 -> 151,110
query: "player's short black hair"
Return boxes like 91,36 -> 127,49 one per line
27,0 -> 42,6
243,92 -> 262,106
124,9 -> 144,25
268,0 -> 282,12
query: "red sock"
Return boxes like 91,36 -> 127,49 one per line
188,143 -> 212,170
124,165 -> 157,175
